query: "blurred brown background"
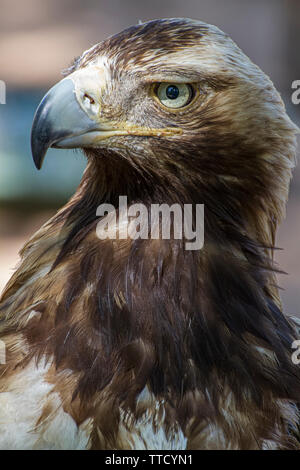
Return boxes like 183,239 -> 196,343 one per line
0,0 -> 299,314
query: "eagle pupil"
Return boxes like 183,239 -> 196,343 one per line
166,85 -> 179,100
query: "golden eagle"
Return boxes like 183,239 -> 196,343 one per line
0,18 -> 299,450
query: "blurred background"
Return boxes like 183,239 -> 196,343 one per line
0,0 -> 299,314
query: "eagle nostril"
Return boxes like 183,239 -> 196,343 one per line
83,93 -> 95,105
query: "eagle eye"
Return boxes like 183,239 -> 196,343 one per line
155,83 -> 193,109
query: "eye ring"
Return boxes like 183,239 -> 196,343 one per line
154,83 -> 194,109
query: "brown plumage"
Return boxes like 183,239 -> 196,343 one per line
0,18 -> 299,449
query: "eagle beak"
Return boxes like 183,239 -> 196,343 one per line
31,75 -> 104,170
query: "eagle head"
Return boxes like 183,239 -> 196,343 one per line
31,18 -> 297,253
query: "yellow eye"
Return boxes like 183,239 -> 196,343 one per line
156,83 -> 193,109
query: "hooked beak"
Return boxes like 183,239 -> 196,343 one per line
31,67 -> 182,169
31,78 -> 97,169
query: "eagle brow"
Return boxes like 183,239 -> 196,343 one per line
137,69 -> 204,84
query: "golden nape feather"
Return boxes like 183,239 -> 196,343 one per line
0,18 -> 299,450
